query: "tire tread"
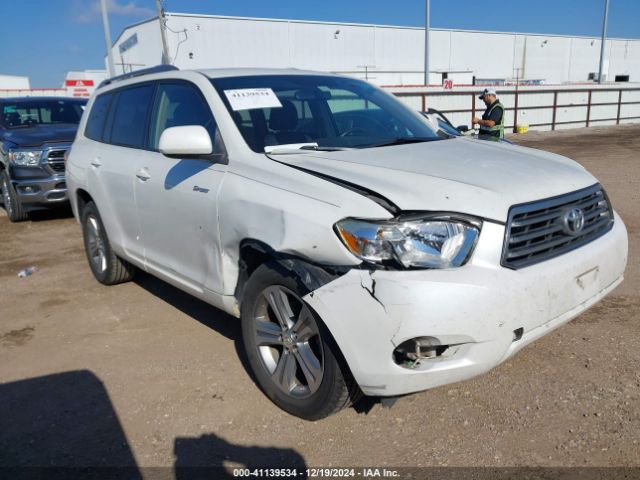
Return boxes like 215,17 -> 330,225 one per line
1,170 -> 28,222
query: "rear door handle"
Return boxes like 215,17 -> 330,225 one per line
90,158 -> 102,168
135,168 -> 151,181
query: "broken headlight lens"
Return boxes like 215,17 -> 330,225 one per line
335,215 -> 481,269
8,149 -> 42,167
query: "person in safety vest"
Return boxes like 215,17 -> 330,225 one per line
472,88 -> 505,141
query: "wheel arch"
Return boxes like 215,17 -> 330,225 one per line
75,188 -> 94,217
234,238 -> 350,307
239,257 -> 362,417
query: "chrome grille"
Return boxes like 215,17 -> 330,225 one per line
502,184 -> 614,269
47,150 -> 65,160
47,149 -> 66,174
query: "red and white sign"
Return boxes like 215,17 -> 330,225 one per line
65,79 -> 95,87
443,79 -> 454,90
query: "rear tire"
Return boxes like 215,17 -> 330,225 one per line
1,170 -> 28,222
81,201 -> 135,285
241,262 -> 360,420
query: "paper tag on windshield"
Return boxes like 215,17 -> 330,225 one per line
224,88 -> 282,111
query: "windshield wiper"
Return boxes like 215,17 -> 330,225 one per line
264,143 -> 349,154
299,145 -> 350,151
360,137 -> 441,148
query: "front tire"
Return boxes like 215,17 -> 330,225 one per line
81,201 -> 135,285
241,263 -> 359,420
1,170 -> 28,222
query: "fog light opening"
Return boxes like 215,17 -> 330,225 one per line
393,336 -> 449,369
18,185 -> 40,194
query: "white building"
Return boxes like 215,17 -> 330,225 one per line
0,74 -> 30,90
108,12 -> 640,86
0,70 -> 108,98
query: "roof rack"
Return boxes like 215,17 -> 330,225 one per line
98,65 -> 179,88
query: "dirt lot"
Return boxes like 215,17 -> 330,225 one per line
1,125 -> 639,475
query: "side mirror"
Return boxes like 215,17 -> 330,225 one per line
456,125 -> 469,133
159,125 -> 212,157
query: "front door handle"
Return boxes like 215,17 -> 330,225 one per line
90,158 -> 102,168
135,168 -> 151,181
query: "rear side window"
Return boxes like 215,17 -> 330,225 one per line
109,84 -> 154,148
149,82 -> 216,150
85,93 -> 113,141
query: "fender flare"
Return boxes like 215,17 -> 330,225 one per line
235,238 -> 351,304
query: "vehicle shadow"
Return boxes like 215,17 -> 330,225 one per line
26,206 -> 74,222
0,205 -> 74,222
134,271 -> 380,417
174,433 -> 308,479
0,370 -> 310,479
133,271 -> 253,383
133,271 -> 241,342
0,370 -> 142,479
164,159 -> 211,190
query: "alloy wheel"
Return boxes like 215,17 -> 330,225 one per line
2,177 -> 13,217
86,215 -> 107,273
252,285 -> 324,398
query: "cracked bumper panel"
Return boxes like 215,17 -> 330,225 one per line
303,214 -> 628,397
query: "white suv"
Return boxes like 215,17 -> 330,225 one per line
67,66 -> 628,420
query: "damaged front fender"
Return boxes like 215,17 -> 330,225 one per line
217,163 -> 391,300
234,238 -> 352,305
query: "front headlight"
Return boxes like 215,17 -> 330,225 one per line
335,214 -> 481,269
8,149 -> 43,167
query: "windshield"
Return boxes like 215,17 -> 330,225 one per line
1,100 -> 84,129
212,75 -> 442,152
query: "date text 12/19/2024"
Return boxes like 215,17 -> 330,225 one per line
233,468 -> 400,478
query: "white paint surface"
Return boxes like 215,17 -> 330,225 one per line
67,68 -> 629,400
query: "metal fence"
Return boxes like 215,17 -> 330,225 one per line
392,86 -> 640,132
0,88 -> 69,98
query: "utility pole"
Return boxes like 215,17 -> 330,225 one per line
513,67 -> 522,133
100,0 -> 116,77
156,0 -> 171,64
424,0 -> 430,86
597,0 -> 610,84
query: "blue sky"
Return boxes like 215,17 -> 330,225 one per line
1,0 -> 638,87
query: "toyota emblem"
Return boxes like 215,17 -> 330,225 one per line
562,207 -> 585,236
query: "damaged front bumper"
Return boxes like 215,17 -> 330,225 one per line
303,215 -> 628,397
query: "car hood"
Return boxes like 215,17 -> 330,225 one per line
272,137 -> 598,222
2,124 -> 79,147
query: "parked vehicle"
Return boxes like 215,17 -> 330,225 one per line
67,66 -> 628,420
0,97 -> 86,221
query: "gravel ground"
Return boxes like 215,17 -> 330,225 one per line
0,125 -> 638,476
